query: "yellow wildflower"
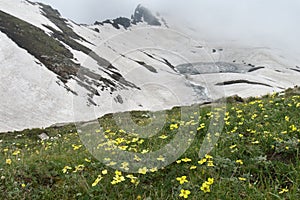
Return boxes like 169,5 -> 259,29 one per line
205,154 -> 213,159
198,158 -> 207,165
92,175 -> 103,187
181,158 -> 192,162
190,165 -> 197,170
207,161 -> 214,167
176,176 -> 189,184
12,150 -> 21,156
179,189 -> 191,199
200,182 -> 211,193
157,155 -> 165,162
134,155 -> 141,162
72,144 -> 82,150
236,159 -> 243,165
159,135 -> 168,139
285,116 -> 290,121
138,167 -> 148,174
62,166 -> 72,173
73,164 -> 85,172
150,167 -> 158,173
111,175 -> 125,185
279,188 -> 289,194
207,178 -> 214,185
115,170 -> 122,176
6,158 -> 12,165
121,162 -> 129,171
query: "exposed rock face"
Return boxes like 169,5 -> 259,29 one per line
95,17 -> 131,29
94,4 -> 162,29
131,4 -> 161,26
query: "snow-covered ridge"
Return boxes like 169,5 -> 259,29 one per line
0,0 -> 61,33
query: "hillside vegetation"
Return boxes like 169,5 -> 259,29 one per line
0,88 -> 300,199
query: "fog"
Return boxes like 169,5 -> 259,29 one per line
34,0 -> 300,58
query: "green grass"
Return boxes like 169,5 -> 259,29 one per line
0,89 -> 300,199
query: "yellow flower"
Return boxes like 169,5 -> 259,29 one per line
111,175 -> 125,185
62,166 -> 72,173
84,158 -> 91,163
150,167 -> 158,173
108,161 -> 117,166
205,154 -> 213,159
92,175 -> 103,187
138,167 -> 148,174
236,159 -> 243,165
252,141 -> 260,144
12,150 -> 21,156
21,183 -> 26,188
72,144 -> 82,150
198,158 -> 207,165
251,114 -> 257,120
126,174 -> 139,185
181,158 -> 192,162
200,182 -> 211,193
176,176 -> 189,184
131,138 -> 139,143
121,162 -> 129,171
73,164 -> 85,172
285,116 -> 290,122
279,188 -> 289,194
102,169 -> 108,175
137,139 -> 144,144
197,123 -> 205,130
190,165 -> 197,170
290,124 -> 297,132
141,149 -> 149,154
176,160 -> 182,164
134,155 -> 141,162
157,155 -> 165,162
238,177 -> 246,181
119,146 -> 128,150
115,170 -> 122,176
179,189 -> 191,199
6,159 -> 12,165
229,144 -> 237,149
159,135 -> 168,139
170,123 -> 179,130
207,161 -> 214,167
207,178 -> 214,185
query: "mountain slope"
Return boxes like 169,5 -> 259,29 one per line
0,0 -> 299,132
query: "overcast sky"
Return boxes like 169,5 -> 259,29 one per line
34,0 -> 300,57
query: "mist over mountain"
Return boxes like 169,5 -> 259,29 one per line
0,0 -> 299,132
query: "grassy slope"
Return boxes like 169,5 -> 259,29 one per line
0,89 -> 299,199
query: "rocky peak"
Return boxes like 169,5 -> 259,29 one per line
131,4 -> 161,26
94,4 -> 166,29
